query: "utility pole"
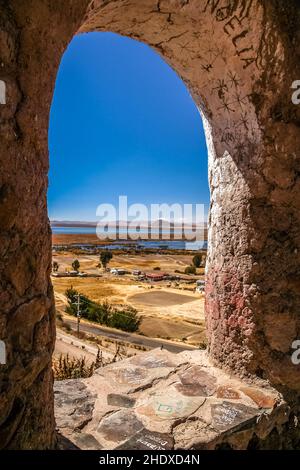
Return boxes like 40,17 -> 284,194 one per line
72,294 -> 81,338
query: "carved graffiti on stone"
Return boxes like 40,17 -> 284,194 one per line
200,43 -> 227,74
213,70 -> 250,117
203,0 -> 256,69
227,70 -> 242,88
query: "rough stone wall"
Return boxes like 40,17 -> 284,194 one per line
0,0 -> 91,449
0,0 -> 299,449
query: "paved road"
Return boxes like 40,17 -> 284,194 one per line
65,317 -> 197,354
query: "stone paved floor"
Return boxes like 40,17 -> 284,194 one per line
54,349 -> 288,450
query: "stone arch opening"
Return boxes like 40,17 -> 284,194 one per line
0,0 -> 299,450
49,30 -> 209,352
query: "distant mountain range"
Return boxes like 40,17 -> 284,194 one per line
51,220 -> 98,227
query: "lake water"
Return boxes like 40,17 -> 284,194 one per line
53,226 -> 98,234
51,226 -> 207,251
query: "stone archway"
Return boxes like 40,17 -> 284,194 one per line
0,0 -> 299,449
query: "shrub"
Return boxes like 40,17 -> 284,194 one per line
63,323 -> 72,332
53,354 -> 95,380
185,265 -> 197,275
153,266 -> 161,271
65,288 -> 141,333
52,348 -> 115,380
109,306 -> 141,332
192,254 -> 202,268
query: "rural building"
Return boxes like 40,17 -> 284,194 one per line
146,272 -> 167,282
111,268 -> 126,276
132,269 -> 141,276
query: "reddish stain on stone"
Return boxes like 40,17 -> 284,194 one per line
240,387 -> 277,409
216,386 -> 241,400
176,366 -> 217,397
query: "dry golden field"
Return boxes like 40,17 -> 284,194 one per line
52,250 -> 206,346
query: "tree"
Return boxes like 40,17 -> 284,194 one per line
109,306 -> 141,332
64,288 -> 141,332
72,259 -> 80,272
52,261 -> 59,272
100,250 -> 113,270
185,265 -> 196,275
192,254 -> 202,268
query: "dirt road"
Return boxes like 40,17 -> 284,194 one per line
55,329 -> 117,363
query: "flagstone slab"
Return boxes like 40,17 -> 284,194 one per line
107,393 -> 136,408
173,419 -> 218,450
71,432 -> 103,450
175,366 -> 217,397
54,349 -> 286,450
96,409 -> 144,445
92,348 -> 187,394
116,429 -> 174,450
135,386 -> 206,422
54,379 -> 96,431
216,385 -> 241,400
239,386 -> 278,409
210,401 -> 258,433
128,350 -> 179,369
97,364 -> 174,394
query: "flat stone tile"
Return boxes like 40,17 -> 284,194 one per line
107,366 -> 149,386
173,419 -> 218,449
210,401 -> 258,433
240,386 -> 277,409
116,429 -> 174,450
176,350 -> 209,366
136,386 -> 205,422
56,433 -> 81,450
54,379 -> 96,431
97,409 -> 143,443
128,350 -> 179,369
107,393 -> 136,408
175,366 -> 217,397
97,363 -> 175,394
72,432 -> 103,450
216,385 -> 241,400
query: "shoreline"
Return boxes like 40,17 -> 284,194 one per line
52,232 -> 208,246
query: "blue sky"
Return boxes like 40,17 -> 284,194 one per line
48,32 -> 209,221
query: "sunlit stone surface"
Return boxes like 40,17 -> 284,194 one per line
54,349 -> 292,450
